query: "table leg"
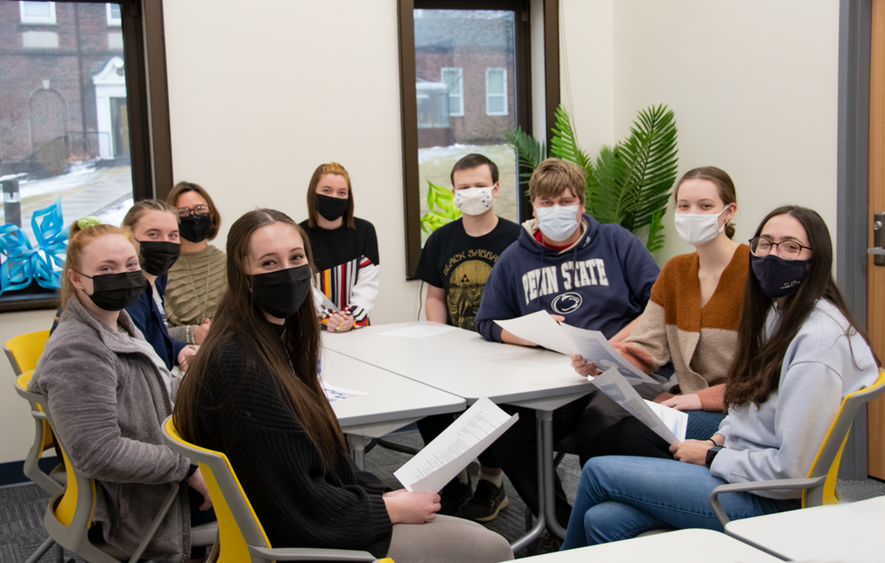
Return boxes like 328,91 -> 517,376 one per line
539,408 -> 567,539
347,434 -> 366,470
510,412 -> 549,553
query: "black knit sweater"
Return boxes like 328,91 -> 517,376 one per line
192,335 -> 393,557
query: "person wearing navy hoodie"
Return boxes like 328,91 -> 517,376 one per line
475,158 -> 662,530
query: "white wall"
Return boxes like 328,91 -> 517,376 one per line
562,0 -> 840,265
0,0 -> 844,465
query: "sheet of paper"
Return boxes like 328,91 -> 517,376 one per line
394,397 -> 519,493
559,323 -> 659,385
322,382 -> 367,403
494,311 -> 575,355
378,324 -> 459,339
589,367 -> 686,444
644,400 -> 688,443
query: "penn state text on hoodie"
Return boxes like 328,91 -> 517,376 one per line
475,214 -> 660,343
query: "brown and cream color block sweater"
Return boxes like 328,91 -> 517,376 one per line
614,244 -> 750,412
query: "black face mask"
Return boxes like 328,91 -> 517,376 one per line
751,254 -> 811,299
136,240 -> 181,276
251,264 -> 312,319
179,213 -> 213,243
78,270 -> 146,311
316,193 -> 349,222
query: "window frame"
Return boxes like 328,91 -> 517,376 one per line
0,0 -> 172,313
441,66 -> 464,117
398,0 -> 560,277
485,67 -> 508,116
20,1 -> 57,25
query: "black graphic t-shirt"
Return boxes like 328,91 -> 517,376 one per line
415,217 -> 520,331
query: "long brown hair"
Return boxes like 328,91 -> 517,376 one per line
60,221 -> 135,311
674,166 -> 737,239
725,205 -> 874,407
305,162 -> 356,230
174,209 -> 346,470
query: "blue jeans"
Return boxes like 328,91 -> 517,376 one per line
560,456 -> 799,550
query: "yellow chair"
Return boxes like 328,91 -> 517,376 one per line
5,329 -> 50,375
14,373 -> 215,563
162,415 -> 391,563
709,368 -> 885,524
6,329 -> 62,497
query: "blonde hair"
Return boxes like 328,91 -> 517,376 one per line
121,199 -> 180,234
306,162 -> 356,229
528,158 -> 586,204
60,222 -> 134,311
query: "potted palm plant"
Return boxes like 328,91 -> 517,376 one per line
505,104 -> 678,252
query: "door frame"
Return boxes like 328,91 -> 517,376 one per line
837,0 -> 872,479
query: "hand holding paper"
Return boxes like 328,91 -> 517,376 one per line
394,397 -> 518,493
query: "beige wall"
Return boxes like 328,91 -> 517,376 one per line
563,0 -> 840,264
0,0 -> 843,464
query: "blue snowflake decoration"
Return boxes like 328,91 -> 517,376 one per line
0,197 -> 68,295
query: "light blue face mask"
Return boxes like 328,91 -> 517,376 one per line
536,205 -> 580,241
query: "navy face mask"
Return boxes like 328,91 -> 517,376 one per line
251,264 -> 312,319
78,270 -> 146,311
751,254 -> 811,299
316,194 -> 349,222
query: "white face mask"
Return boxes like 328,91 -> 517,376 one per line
455,187 -> 495,216
674,206 -> 732,246
536,205 -> 580,242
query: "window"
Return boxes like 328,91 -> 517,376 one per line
106,2 -> 121,26
441,67 -> 464,116
485,68 -> 508,116
20,1 -> 57,24
0,0 -> 172,312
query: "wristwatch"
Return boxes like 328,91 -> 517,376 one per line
705,445 -> 724,467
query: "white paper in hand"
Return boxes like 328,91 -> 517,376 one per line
394,397 -> 518,493
590,367 -> 687,444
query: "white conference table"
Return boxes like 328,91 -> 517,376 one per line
322,348 -> 465,469
725,496 -> 885,562
323,321 -> 596,550
519,529 -> 782,563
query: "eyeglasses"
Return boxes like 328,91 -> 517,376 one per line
177,205 -> 209,218
749,237 -> 812,260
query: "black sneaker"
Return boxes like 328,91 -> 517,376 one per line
438,477 -> 472,515
457,479 -> 509,522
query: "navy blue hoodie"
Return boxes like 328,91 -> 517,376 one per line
475,214 -> 660,342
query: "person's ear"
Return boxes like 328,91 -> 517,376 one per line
491,182 -> 500,198
68,269 -> 85,293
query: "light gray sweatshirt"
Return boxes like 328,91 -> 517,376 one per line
711,299 -> 879,499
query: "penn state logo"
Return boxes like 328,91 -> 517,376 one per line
552,292 -> 582,315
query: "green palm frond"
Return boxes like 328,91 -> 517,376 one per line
588,145 -> 628,224
616,104 -> 679,232
549,105 -> 598,210
504,126 -> 546,189
645,208 -> 667,253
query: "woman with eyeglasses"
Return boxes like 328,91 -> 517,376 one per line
570,166 -> 745,460
164,182 -> 228,345
173,209 -> 512,562
560,205 -> 879,549
300,162 -> 380,333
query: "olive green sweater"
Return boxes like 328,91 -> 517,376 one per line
165,245 -> 227,343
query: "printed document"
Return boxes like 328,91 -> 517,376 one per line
591,367 -> 688,444
322,382 -> 367,403
394,397 -> 518,493
494,311 -> 658,385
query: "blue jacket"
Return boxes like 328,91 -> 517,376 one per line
126,274 -> 186,370
476,214 -> 660,342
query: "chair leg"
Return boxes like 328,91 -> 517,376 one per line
53,542 -> 64,563
25,537 -> 57,563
